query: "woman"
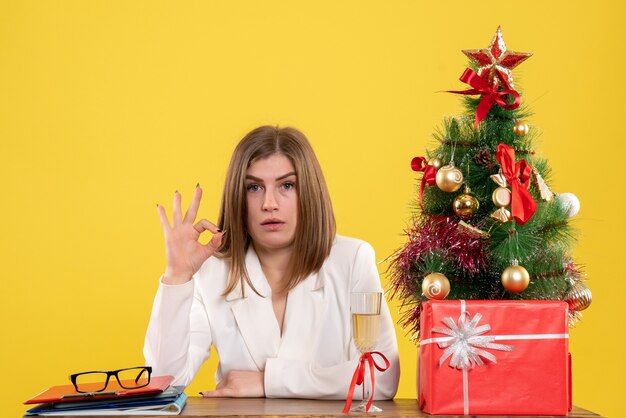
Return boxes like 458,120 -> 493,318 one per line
144,125 -> 400,399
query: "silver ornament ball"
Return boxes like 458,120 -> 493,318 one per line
555,193 -> 580,218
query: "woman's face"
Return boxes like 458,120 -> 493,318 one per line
245,153 -> 298,253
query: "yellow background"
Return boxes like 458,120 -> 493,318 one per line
1,1 -> 623,416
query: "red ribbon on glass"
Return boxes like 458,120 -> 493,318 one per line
342,351 -> 390,414
447,68 -> 521,129
495,143 -> 537,225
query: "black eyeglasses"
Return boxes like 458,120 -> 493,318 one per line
69,366 -> 152,393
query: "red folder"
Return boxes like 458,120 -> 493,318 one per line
24,375 -> 174,404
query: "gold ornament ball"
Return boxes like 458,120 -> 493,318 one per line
435,165 -> 464,192
453,193 -> 480,218
513,120 -> 529,137
565,282 -> 592,311
501,264 -> 530,293
422,273 -> 450,300
428,157 -> 443,170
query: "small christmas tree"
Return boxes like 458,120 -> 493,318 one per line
389,27 -> 592,340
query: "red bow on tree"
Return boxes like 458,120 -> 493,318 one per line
411,156 -> 437,208
411,156 -> 437,178
410,157 -> 450,221
448,68 -> 521,129
495,143 -> 537,225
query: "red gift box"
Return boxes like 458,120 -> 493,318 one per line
418,300 -> 571,416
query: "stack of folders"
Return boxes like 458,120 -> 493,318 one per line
24,375 -> 187,416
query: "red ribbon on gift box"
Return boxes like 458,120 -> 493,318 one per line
447,68 -> 521,129
342,351 -> 390,414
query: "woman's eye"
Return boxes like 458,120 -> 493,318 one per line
247,184 -> 262,192
282,182 -> 295,190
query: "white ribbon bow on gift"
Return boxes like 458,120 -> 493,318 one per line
432,311 -> 514,369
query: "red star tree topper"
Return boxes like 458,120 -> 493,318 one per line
462,26 -> 532,89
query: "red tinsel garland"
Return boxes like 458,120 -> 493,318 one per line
388,216 -> 490,336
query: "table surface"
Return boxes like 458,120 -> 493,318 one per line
28,397 -> 603,418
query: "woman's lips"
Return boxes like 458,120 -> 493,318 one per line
261,220 -> 285,231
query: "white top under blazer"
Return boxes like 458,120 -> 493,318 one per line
143,235 -> 400,399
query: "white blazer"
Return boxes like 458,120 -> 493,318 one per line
143,235 -> 400,399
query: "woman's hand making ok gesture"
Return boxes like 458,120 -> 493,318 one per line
157,185 -> 224,285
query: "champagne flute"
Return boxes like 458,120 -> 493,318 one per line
350,291 -> 382,413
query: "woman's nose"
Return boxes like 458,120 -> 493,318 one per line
262,190 -> 279,211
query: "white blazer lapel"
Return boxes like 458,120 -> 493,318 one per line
278,270 -> 328,359
228,247 -> 281,371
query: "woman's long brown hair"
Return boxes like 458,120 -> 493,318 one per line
216,125 -> 336,297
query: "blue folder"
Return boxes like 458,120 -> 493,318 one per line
26,387 -> 187,416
